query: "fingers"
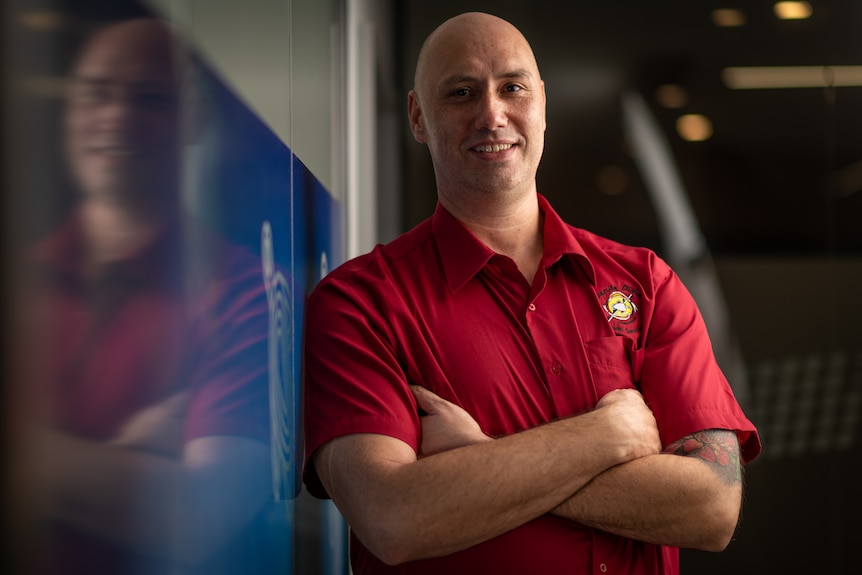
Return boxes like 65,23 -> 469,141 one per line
410,385 -> 439,415
410,385 -> 462,418
595,387 -> 646,409
593,387 -> 661,459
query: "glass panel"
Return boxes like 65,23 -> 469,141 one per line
3,1 -> 348,573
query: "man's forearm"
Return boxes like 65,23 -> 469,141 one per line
316,388 -> 662,565
551,431 -> 742,551
319,415 -> 627,565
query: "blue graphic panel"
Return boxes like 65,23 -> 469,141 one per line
192,55 -> 347,574
293,154 -> 348,575
186,61 -> 297,573
293,154 -> 345,289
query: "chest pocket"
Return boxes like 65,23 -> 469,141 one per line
584,335 -> 644,399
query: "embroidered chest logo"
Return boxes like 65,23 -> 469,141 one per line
603,290 -> 638,323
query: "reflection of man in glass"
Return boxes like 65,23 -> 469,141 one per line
18,18 -> 274,575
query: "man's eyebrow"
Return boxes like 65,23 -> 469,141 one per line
500,70 -> 533,81
439,74 -> 477,88
439,69 -> 534,88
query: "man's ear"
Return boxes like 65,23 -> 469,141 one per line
407,90 -> 427,143
539,80 -> 547,133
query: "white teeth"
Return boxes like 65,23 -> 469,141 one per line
473,143 -> 512,153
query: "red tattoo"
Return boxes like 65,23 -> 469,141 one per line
665,429 -> 741,485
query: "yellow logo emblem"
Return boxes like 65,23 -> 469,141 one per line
604,291 -> 637,323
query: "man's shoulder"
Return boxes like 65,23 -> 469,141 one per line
561,222 -> 672,286
568,223 -> 660,260
307,218 -> 439,330
322,218 -> 435,283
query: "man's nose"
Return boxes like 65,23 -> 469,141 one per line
475,91 -> 508,130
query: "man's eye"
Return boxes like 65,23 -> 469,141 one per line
451,88 -> 471,97
505,84 -> 523,93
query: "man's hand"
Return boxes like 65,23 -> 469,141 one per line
411,386 -> 491,457
594,388 -> 662,461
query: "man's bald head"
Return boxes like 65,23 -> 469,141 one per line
413,12 -> 541,99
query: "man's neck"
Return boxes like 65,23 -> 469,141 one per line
440,189 -> 544,284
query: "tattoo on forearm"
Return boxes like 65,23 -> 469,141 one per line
665,429 -> 741,485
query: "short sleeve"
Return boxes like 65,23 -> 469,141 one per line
639,264 -> 761,463
302,264 -> 422,498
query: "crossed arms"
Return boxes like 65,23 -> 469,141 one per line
312,386 -> 742,566
24,392 -> 270,565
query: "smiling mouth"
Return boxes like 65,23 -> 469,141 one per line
472,143 -> 513,153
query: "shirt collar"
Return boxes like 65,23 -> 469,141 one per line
537,194 -> 597,285
432,202 -> 495,293
432,194 -> 596,292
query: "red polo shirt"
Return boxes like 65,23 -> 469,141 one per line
303,195 -> 761,575
24,213 -> 271,574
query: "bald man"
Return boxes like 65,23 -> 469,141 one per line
17,18 -> 273,575
303,12 -> 761,575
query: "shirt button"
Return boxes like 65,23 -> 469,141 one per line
550,363 -> 561,375
600,564 -> 608,573
528,303 -> 536,311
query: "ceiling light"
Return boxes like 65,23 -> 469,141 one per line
655,84 -> 688,109
711,8 -> 747,27
774,1 -> 813,20
722,66 -> 862,89
676,114 -> 713,142
596,165 -> 628,196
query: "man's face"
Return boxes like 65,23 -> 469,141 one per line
64,22 -> 181,205
409,16 -> 546,202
